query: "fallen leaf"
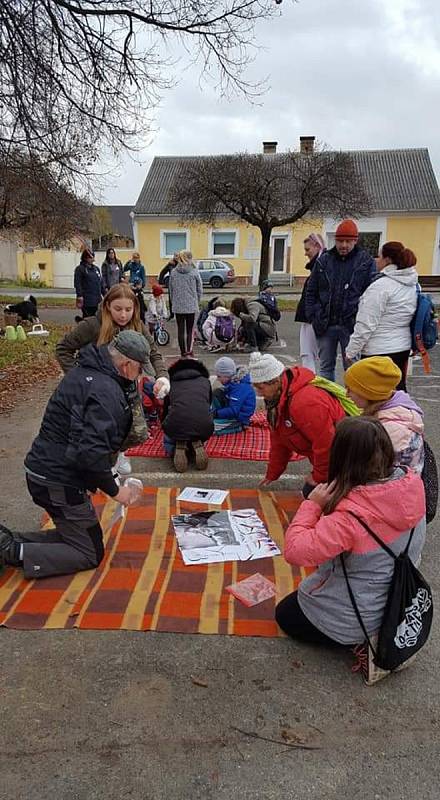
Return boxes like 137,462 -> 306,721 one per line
281,727 -> 308,745
190,675 -> 208,688
291,660 -> 303,669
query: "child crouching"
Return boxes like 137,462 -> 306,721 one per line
162,358 -> 214,472
212,357 -> 256,435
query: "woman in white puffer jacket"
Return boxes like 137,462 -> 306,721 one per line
346,241 -> 418,390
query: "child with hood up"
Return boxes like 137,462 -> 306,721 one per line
344,357 -> 424,474
202,300 -> 235,352
162,357 -> 214,472
211,357 -> 257,435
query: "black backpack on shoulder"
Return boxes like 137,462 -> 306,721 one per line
341,511 -> 433,671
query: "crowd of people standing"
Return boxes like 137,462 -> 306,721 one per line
0,220 -> 435,686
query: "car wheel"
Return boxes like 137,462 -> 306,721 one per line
210,276 -> 223,289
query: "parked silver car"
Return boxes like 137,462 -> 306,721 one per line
194,260 -> 235,288
161,259 -> 235,289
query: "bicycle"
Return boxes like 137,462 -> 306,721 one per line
152,318 -> 170,346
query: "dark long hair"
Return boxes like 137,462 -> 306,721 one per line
231,297 -> 248,317
381,241 -> 417,270
324,417 -> 395,514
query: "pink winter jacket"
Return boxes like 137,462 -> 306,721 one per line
284,468 -> 426,644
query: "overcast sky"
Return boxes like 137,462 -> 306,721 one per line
102,0 -> 440,206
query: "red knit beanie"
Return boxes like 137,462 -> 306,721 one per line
152,284 -> 164,297
335,220 -> 358,240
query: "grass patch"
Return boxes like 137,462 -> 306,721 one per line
0,278 -> 49,289
0,294 -> 75,308
0,324 -> 65,370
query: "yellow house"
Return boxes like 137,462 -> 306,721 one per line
133,141 -> 440,284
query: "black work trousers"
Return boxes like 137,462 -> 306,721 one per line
22,475 -> 104,579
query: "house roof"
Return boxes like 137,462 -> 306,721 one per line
134,148 -> 440,216
97,205 -> 134,238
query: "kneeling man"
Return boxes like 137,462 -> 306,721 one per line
0,330 -> 153,579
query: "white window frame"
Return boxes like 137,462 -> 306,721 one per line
160,229 -> 189,259
324,216 -> 387,251
270,231 -> 290,274
209,228 -> 239,258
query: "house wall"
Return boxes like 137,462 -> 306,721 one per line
135,213 -> 440,281
17,249 -> 54,286
386,216 -> 439,275
52,251 -> 79,288
136,216 -> 327,282
0,240 -> 18,280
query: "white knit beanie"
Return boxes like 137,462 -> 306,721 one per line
249,352 -> 284,383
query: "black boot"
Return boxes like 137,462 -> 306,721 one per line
0,524 -> 22,567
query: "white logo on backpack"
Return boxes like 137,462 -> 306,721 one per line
394,588 -> 432,649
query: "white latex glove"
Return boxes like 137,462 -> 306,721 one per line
153,376 -> 170,399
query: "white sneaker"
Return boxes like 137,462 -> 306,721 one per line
115,452 -> 132,476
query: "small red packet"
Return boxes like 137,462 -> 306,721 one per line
226,573 -> 277,607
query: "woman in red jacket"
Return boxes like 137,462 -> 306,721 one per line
249,352 -> 347,497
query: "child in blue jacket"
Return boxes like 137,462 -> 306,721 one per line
212,357 -> 256,435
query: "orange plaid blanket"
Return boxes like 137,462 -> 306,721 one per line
0,488 -> 310,635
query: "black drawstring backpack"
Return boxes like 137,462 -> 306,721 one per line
421,440 -> 438,524
341,511 -> 433,671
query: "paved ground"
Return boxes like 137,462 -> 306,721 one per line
1,312 -> 439,799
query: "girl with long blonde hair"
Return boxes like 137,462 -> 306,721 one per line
56,281 -> 170,474
97,284 -> 142,345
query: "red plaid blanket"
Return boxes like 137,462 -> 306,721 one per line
126,411 -> 304,462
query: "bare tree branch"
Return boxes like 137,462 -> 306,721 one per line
0,0 -> 280,186
0,150 -> 90,245
169,146 -> 372,283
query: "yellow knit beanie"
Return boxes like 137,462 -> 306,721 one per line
344,357 -> 402,401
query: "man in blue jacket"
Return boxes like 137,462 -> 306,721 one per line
304,220 -> 376,381
0,331 -> 153,579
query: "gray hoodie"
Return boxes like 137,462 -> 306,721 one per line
168,262 -> 203,314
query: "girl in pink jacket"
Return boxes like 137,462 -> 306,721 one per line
276,417 -> 426,658
345,356 -> 424,474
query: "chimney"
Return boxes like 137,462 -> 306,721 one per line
263,141 -> 277,154
300,136 -> 315,154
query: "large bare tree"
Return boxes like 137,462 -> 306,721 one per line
0,150 -> 90,246
0,0 -> 280,181
169,147 -> 372,284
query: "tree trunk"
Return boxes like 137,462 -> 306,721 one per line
259,227 -> 271,286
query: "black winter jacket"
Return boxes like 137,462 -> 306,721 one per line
25,344 -> 133,496
74,261 -> 103,307
162,359 -> 214,442
295,254 -> 320,323
304,245 -> 376,336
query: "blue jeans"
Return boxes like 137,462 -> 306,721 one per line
316,325 -> 350,382
163,434 -> 176,456
211,391 -> 245,436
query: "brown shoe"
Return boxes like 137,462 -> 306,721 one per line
173,441 -> 189,472
192,440 -> 208,470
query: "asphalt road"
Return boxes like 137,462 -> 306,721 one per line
1,313 -> 439,799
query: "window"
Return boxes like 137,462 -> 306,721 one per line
358,233 -> 381,257
327,231 -> 381,256
160,230 -> 188,258
211,230 -> 237,257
